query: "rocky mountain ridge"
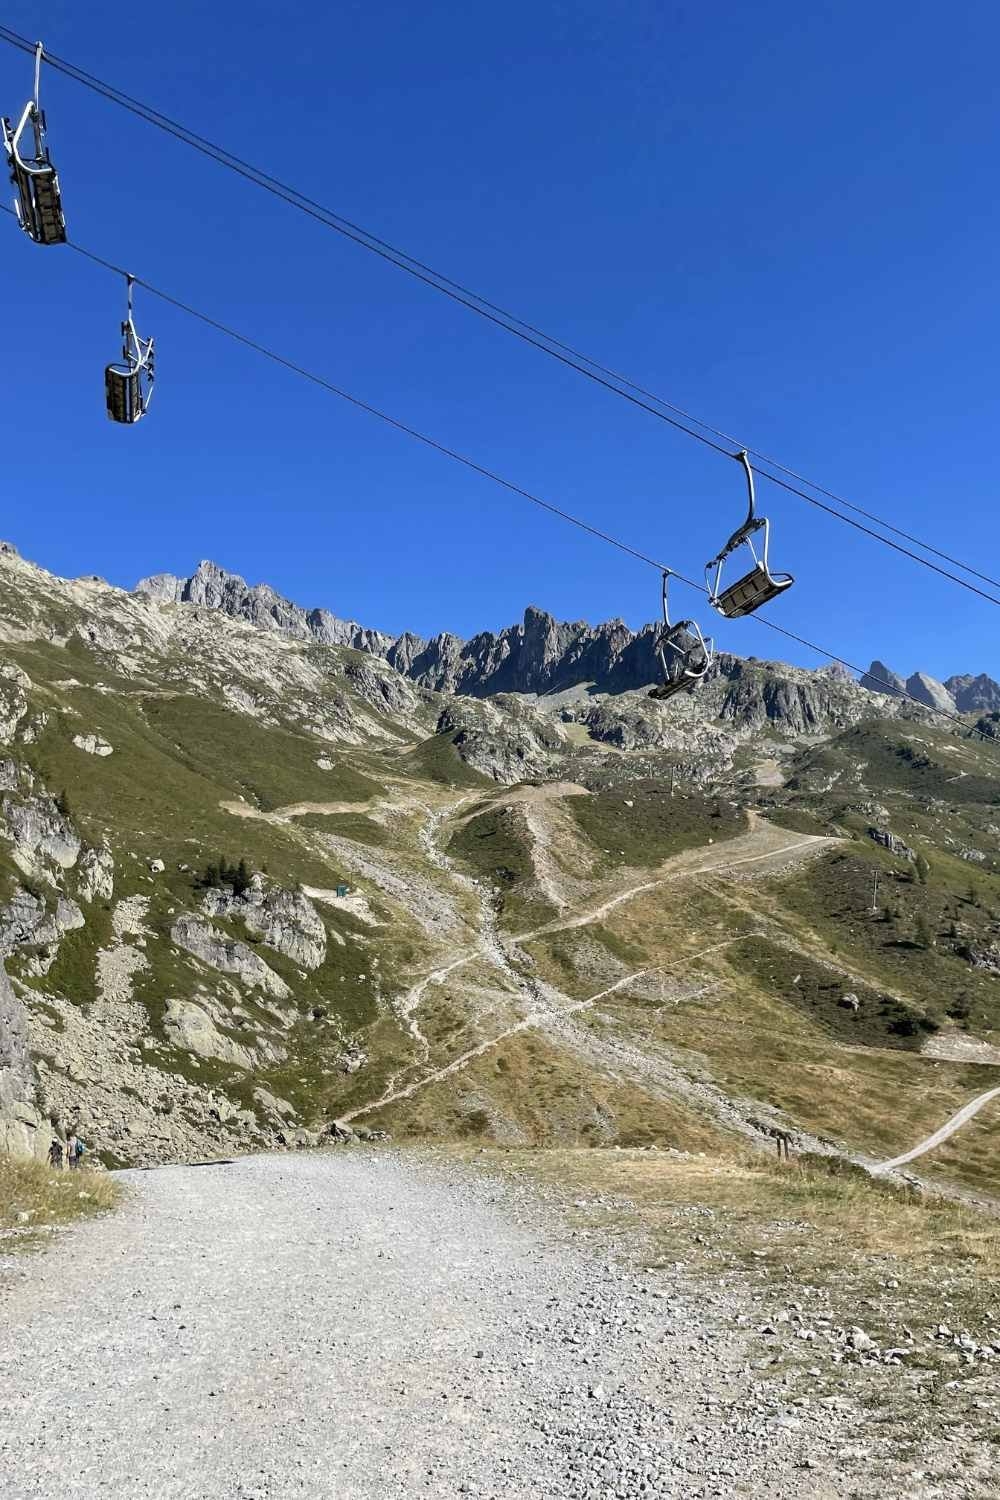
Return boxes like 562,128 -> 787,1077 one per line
139,561 -> 999,712
859,660 -> 1000,714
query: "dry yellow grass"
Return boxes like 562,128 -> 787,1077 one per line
446,1145 -> 1000,1368
449,1134 -> 1000,1290
492,1146 -> 1000,1273
374,1025 -> 734,1152
1,1156 -> 119,1250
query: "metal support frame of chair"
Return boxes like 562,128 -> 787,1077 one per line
1,42 -> 66,245
105,275 -> 156,424
647,570 -> 714,701
705,450 -> 794,619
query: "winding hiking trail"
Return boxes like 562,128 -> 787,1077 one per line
345,807 -> 833,1129
516,817 -> 835,943
0,1152 -> 906,1499
873,1086 -> 1000,1172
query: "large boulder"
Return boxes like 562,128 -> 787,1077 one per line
78,844 -> 115,903
163,999 -> 255,1069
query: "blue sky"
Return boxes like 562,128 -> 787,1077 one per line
1,0 -> 997,679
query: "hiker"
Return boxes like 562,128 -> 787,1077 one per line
47,1139 -> 63,1170
66,1132 -> 78,1168
73,1136 -> 86,1169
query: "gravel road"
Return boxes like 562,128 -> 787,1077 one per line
1,1151 -> 896,1499
873,1085 -> 1000,1172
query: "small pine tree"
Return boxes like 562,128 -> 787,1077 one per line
968,882 -> 980,907
202,862 -> 218,889
915,853 -> 930,886
55,789 -> 72,820
914,911 -> 934,949
234,858 -> 250,897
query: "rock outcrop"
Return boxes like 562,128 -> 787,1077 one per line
947,673 -> 1000,713
202,880 -> 327,971
0,961 -> 47,1160
904,672 -> 956,714
170,914 -> 291,999
0,889 -> 84,961
137,561 -> 393,656
78,845 -> 115,903
859,661 -> 907,698
860,662 -> 1000,717
2,794 -> 81,871
134,562 -> 1000,734
868,827 -> 915,861
163,998 -> 256,1069
72,733 -> 114,756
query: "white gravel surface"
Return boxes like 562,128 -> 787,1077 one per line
1,1151 -> 901,1498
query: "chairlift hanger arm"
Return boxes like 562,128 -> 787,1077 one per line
705,450 -> 764,566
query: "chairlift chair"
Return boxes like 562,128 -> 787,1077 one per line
647,570 -> 714,701
1,43 -> 65,245
705,450 -> 793,619
105,275 -> 155,424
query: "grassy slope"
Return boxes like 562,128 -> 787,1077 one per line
447,805 -> 557,930
1,1157 -> 119,1253
401,730 -> 493,788
0,643 -> 441,1126
567,780 -> 747,872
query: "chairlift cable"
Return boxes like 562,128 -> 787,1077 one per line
3,204 -> 994,745
1,25 -> 999,602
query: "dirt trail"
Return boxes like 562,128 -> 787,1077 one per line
221,796 -> 376,823
873,1087 -> 1000,1172
449,780 -> 590,829
346,810 -> 830,1145
517,822 -> 836,943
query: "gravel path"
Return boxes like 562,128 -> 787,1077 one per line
0,1151 -> 893,1499
873,1085 -> 1000,1172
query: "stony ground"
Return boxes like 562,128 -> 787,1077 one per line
0,1148 -> 970,1500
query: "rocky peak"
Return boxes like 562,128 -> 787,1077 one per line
859,660 -> 907,697
136,561 -> 393,656
947,673 -> 1000,713
859,660 -> 1000,716
904,672 -> 955,714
